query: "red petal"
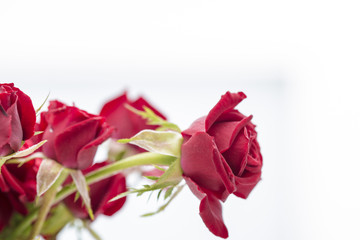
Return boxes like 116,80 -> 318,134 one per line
205,92 -> 246,131
101,173 -> 127,216
0,171 -> 9,192
207,115 -> 253,153
0,194 -> 13,231
54,118 -> 101,169
233,171 -> 262,199
1,165 -> 25,196
77,121 -> 113,170
99,92 -> 128,119
6,99 -> 23,152
181,132 -> 235,201
184,177 -> 229,239
14,87 -> 36,140
182,116 -> 206,137
222,128 -> 251,176
7,191 -> 28,215
0,109 -> 11,154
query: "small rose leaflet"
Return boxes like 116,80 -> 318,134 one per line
64,161 -> 127,220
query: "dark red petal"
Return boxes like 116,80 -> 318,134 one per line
64,162 -> 126,219
222,128 -> 251,176
100,93 -> 136,139
184,177 -> 229,239
0,88 -> 12,111
0,171 -> 9,192
102,173 -> 127,216
216,109 -> 246,122
205,92 -> 246,131
76,121 -> 113,170
207,115 -> 253,153
6,99 -> 23,152
233,171 -> 262,199
0,109 -> 11,153
45,101 -> 90,132
99,92 -> 128,119
182,116 -> 206,137
181,132 -> 234,201
1,165 -> 25,196
7,191 -> 28,215
54,118 -> 101,169
14,87 -> 36,140
0,193 -> 13,231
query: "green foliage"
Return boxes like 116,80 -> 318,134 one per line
0,140 -> 47,170
141,185 -> 184,217
70,170 -> 94,220
126,105 -> 181,132
36,92 -> 50,116
118,130 -> 183,158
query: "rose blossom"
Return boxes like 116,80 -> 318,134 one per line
63,161 -> 127,219
100,92 -> 166,139
38,100 -> 113,170
0,83 -> 36,157
180,92 -> 263,238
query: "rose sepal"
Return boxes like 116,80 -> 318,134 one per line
0,140 -> 47,169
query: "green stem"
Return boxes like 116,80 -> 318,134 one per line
7,208 -> 39,240
83,220 -> 102,240
27,171 -> 69,240
54,152 -> 175,204
12,152 -> 175,239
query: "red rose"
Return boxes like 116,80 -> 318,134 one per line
0,83 -> 36,157
181,92 -> 263,238
0,158 -> 40,231
63,161 -> 127,219
100,92 -> 166,139
38,101 -> 113,170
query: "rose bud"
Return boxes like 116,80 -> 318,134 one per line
0,158 -> 40,231
38,100 -> 113,170
181,92 -> 263,238
0,83 -> 36,157
63,161 -> 127,219
100,92 -> 166,140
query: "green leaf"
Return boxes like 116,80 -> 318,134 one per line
152,164 -> 166,172
164,187 -> 174,200
74,191 -> 80,202
70,170 -> 94,220
157,189 -> 162,200
150,157 -> 183,190
33,131 -> 44,136
6,152 -> 45,167
144,176 -> 159,181
0,140 -> 47,170
141,185 -> 184,217
110,158 -> 183,202
36,92 -> 50,115
41,203 -> 74,237
126,105 -> 181,132
37,159 -> 64,196
118,130 -> 183,157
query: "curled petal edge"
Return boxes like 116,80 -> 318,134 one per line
184,176 -> 229,239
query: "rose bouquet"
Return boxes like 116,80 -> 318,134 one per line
0,83 -> 262,240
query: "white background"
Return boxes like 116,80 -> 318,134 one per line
1,1 -> 360,239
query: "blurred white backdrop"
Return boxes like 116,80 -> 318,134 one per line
1,1 -> 360,240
